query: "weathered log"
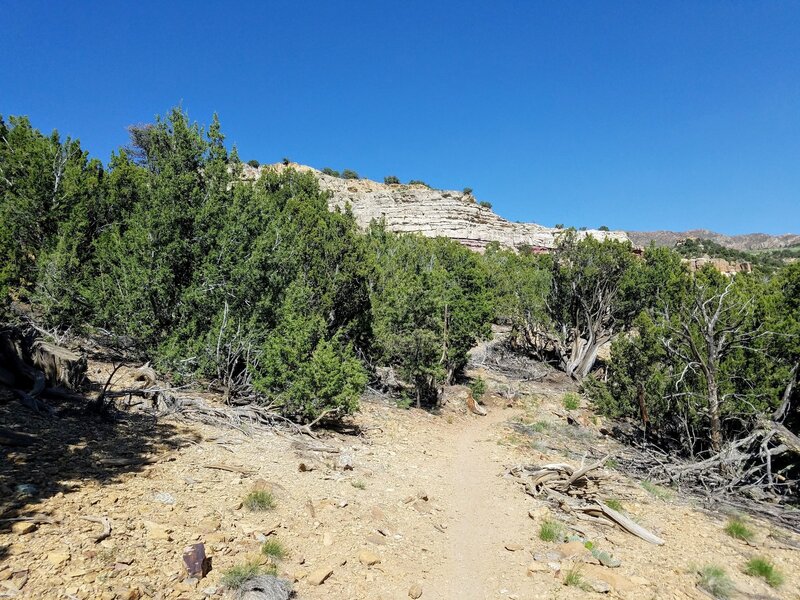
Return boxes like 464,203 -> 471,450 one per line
586,501 -> 665,545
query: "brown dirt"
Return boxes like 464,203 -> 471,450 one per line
1,363 -> 799,599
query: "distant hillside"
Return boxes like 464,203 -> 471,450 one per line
243,163 -> 628,251
627,229 -> 800,251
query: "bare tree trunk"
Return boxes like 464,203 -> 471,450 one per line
707,375 -> 722,453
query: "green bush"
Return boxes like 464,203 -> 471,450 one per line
384,175 -> 400,184
598,225 -> 610,231
563,392 -> 580,411
479,201 -> 492,209
247,159 -> 260,168
468,377 -> 486,400
342,169 -> 359,179
322,167 -> 340,177
408,179 -> 429,187
463,187 -> 473,195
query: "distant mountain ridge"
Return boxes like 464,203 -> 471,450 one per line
626,229 -> 800,251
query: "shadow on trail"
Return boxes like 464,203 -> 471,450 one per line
0,387 -> 191,557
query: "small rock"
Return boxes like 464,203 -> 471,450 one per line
366,534 -> 387,546
182,543 -> 210,579
11,522 -> 37,535
408,582 -> 423,598
527,562 -> 551,575
323,532 -> 334,547
558,541 -> 587,557
14,484 -> 37,497
586,579 -> 611,593
307,567 -> 333,585
358,550 -> 381,566
143,521 -> 173,541
152,491 -> 175,505
416,491 -> 429,501
47,551 -> 71,566
337,454 -> 354,470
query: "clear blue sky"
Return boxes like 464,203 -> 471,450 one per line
3,1 -> 799,234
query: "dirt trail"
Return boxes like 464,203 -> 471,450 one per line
2,362 -> 799,600
424,407 -> 531,599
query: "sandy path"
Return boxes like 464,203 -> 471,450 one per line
422,406 -> 536,599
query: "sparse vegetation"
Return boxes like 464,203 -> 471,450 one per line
743,556 -> 783,587
538,519 -> 563,542
220,561 -> 267,590
261,538 -> 288,559
384,175 -> 400,184
479,201 -> 492,209
723,516 -> 754,542
468,377 -> 486,401
247,159 -> 260,168
698,565 -> 734,599
598,225 -> 610,231
563,565 -> 589,589
244,490 -> 276,511
562,392 -> 580,411
408,179 -> 429,187
351,479 -> 366,490
342,169 -> 359,179
322,167 -> 340,177
641,480 -> 672,501
463,187 -> 473,195
604,498 -> 624,512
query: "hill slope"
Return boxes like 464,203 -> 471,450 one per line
245,163 -> 628,251
627,229 -> 800,251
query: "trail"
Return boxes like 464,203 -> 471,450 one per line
422,405 -> 537,599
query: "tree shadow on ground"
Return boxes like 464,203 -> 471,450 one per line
0,387 -> 192,557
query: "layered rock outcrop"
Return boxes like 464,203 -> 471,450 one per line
243,163 -> 629,251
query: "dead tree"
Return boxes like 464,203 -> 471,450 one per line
660,278 -> 771,453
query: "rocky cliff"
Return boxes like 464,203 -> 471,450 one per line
244,163 -> 629,251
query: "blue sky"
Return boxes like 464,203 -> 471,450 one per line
3,1 -> 799,234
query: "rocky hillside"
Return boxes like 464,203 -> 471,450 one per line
244,163 -> 628,251
627,229 -> 800,251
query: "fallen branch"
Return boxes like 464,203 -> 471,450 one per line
203,463 -> 254,475
509,457 -> 665,545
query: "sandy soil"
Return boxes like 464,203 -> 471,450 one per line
1,363 -> 799,600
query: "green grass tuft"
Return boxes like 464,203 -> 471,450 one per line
723,516 -> 754,542
563,565 -> 589,590
538,519 -> 563,542
604,498 -> 624,512
744,556 -> 783,588
698,565 -> 734,599
641,480 -> 673,501
220,561 -> 265,590
243,490 -> 276,512
261,538 -> 288,559
351,479 -> 366,490
562,392 -> 580,411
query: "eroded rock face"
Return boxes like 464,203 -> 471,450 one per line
242,163 -> 629,251
681,256 -> 753,275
